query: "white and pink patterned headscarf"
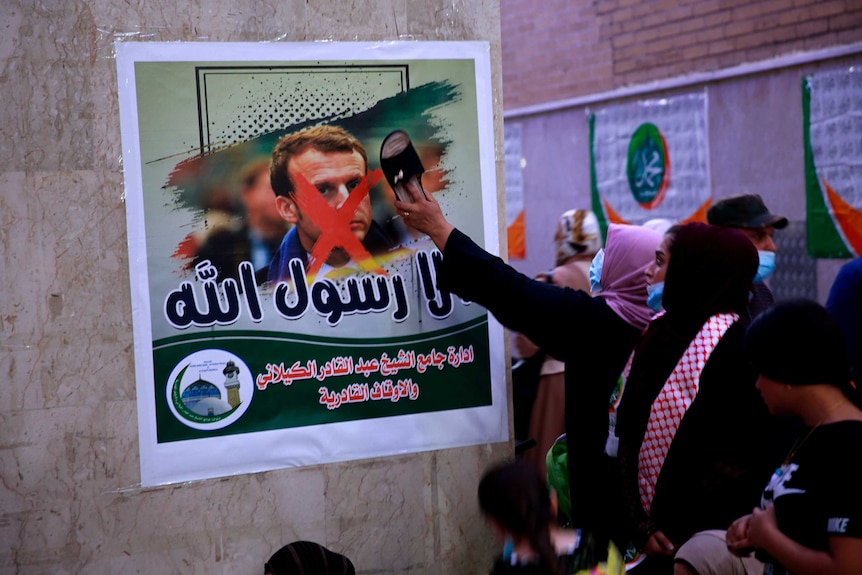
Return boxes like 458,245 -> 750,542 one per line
553,209 -> 602,266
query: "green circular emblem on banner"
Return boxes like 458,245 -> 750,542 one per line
171,364 -> 240,425
165,350 -> 252,431
626,123 -> 670,209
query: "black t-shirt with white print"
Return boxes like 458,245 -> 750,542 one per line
757,420 -> 862,575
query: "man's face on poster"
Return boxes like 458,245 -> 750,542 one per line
275,147 -> 373,262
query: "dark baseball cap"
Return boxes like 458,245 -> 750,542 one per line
706,194 -> 788,230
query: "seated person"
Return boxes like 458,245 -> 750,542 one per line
723,300 -> 862,575
611,223 -> 779,574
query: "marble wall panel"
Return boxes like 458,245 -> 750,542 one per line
0,331 -> 135,413
29,170 -> 131,331
708,72 -> 807,220
431,443 -> 504,573
1,408 -> 330,573
305,0 -> 402,41
24,60 -> 98,173
0,171 -> 43,341
320,445 -> 505,575
324,455 -> 428,573
0,58 -> 29,172
88,57 -> 126,172
0,348 -> 42,414
0,404 -> 105,572
0,169 -> 135,411
86,0 -> 307,42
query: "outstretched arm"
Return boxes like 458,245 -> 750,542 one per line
395,186 -> 600,359
393,180 -> 453,251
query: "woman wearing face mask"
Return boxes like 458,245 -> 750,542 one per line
612,223 -> 784,575
394,188 -> 661,563
605,224 -> 679,468
643,225 -> 681,315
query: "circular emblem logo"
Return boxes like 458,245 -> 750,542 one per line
166,349 -> 253,430
626,123 -> 670,209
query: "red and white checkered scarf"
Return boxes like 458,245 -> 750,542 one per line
635,311 -> 738,512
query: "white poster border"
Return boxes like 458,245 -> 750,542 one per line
116,41 -> 505,486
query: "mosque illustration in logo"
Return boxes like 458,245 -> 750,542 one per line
180,360 -> 242,417
166,349 -> 253,431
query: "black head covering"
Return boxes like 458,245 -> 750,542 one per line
745,298 -> 853,393
617,223 -> 758,438
662,222 -> 758,328
265,541 -> 356,575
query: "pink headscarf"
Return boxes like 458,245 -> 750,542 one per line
596,224 -> 662,331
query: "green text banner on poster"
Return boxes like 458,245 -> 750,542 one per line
116,42 -> 505,486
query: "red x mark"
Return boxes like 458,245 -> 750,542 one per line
292,168 -> 387,278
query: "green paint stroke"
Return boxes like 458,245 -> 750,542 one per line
166,80 -> 461,213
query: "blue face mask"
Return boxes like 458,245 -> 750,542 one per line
754,250 -> 776,283
646,281 -> 664,313
589,249 -> 604,293
502,535 -> 514,561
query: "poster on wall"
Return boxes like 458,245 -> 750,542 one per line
115,41 -> 505,486
589,92 -> 710,235
804,64 -> 862,258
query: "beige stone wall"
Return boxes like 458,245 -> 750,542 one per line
0,2 -> 509,573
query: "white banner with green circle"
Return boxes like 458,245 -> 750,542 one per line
589,92 -> 710,235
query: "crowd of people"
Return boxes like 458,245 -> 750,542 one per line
199,124 -> 861,575
390,182 -> 862,575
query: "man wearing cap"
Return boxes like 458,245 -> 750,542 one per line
707,193 -> 788,324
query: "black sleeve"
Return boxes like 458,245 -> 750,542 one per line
437,228 -> 606,362
651,325 -> 781,543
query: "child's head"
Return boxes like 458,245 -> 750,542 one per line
478,460 -> 555,540
478,460 -> 563,575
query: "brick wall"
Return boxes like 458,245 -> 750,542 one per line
502,0 -> 862,110
501,0 -> 615,109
